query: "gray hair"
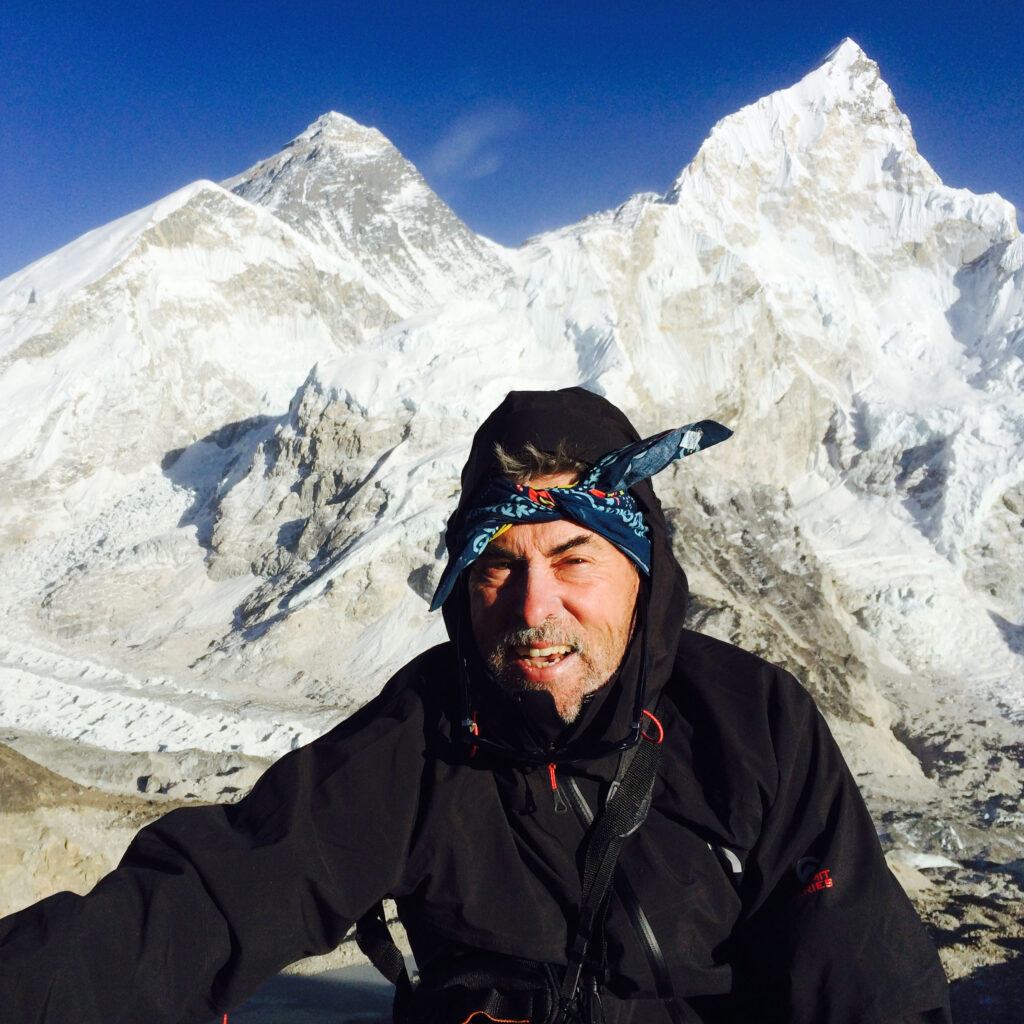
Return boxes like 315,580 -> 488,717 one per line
492,441 -> 590,485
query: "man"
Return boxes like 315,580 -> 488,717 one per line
0,388 -> 950,1023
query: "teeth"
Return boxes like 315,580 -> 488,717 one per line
517,645 -> 571,658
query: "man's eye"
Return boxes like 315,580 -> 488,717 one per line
558,556 -> 588,569
476,561 -> 511,579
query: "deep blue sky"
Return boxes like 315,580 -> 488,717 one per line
2,1 -> 1021,280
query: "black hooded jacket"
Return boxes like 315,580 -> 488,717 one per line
0,389 -> 950,1023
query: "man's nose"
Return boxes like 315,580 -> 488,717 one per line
518,565 -> 561,626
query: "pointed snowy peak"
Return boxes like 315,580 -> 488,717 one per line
289,110 -> 395,158
222,112 -> 512,311
222,112 -> 397,197
669,38 -> 925,196
801,37 -> 906,123
664,38 -> 1016,264
820,38 -> 883,84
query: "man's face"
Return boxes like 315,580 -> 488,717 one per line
467,473 -> 640,723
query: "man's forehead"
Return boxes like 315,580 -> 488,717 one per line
523,470 -> 579,489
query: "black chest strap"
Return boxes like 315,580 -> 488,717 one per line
557,714 -> 663,1015
355,703 -> 665,1023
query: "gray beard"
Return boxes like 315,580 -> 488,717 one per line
484,622 -> 607,723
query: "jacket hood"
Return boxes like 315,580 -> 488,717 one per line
439,388 -> 690,759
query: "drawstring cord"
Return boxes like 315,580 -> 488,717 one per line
641,708 -> 664,744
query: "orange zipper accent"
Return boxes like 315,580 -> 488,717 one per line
548,762 -> 568,814
458,1012 -> 530,1024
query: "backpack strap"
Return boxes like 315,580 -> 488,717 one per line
560,705 -> 686,1023
354,900 -> 414,1004
557,703 -> 664,1017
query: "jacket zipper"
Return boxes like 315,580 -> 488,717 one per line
548,762 -> 569,814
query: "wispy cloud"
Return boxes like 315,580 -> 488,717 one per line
427,105 -> 525,182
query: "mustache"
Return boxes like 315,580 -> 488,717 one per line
494,623 -> 582,654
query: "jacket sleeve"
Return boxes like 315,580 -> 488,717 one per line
730,672 -> 951,1024
0,671 -> 430,1024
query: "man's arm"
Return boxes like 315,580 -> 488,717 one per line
730,673 -> 951,1024
0,671 -> 429,1024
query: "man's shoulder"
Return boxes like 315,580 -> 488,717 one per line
666,629 -> 818,742
382,642 -> 458,697
313,642 -> 457,746
660,630 -> 829,822
672,629 -> 807,701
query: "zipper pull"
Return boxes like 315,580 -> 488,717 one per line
548,762 -> 569,815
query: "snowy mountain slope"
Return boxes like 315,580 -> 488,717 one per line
0,180 -> 404,540
0,40 -> 1021,860
223,112 -> 514,312
0,126 -> 518,778
501,39 -> 1024,710
183,295 -> 587,703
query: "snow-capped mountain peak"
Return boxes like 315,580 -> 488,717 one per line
668,39 -> 933,209
287,110 -> 395,159
222,114 -> 513,311
220,111 -> 399,202
818,37 -> 902,110
0,181 -> 225,318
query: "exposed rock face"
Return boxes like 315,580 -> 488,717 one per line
223,111 -> 514,311
0,40 -> 1021,889
0,743 -> 162,918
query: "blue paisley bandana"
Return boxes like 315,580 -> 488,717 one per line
430,419 -> 732,610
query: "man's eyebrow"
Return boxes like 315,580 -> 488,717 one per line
546,534 -> 594,558
481,533 -> 595,562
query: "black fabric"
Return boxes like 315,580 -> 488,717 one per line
396,954 -> 567,1024
355,902 -> 414,996
356,701 -> 666,1023
0,388 -> 951,1024
560,721 -> 664,1012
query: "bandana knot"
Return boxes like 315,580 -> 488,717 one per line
430,418 -> 732,610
